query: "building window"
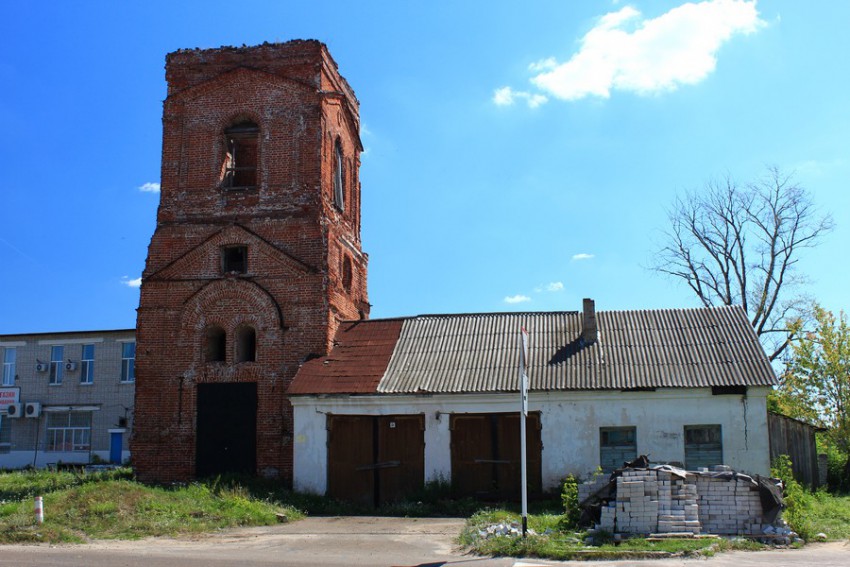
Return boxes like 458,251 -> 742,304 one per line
2,348 -> 15,386
45,411 -> 91,452
222,245 -> 248,274
600,426 -> 637,474
333,138 -> 345,211
49,345 -> 64,385
236,326 -> 256,363
684,425 -> 723,470
0,415 -> 10,454
205,326 -> 226,362
121,343 -> 135,383
342,256 -> 353,293
222,121 -> 259,189
80,344 -> 95,384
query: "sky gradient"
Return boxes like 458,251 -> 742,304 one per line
2,0 -> 848,335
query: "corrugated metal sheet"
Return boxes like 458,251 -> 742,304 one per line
376,305 -> 776,393
287,319 -> 403,395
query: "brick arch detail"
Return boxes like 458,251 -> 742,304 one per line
222,111 -> 263,132
180,278 -> 283,365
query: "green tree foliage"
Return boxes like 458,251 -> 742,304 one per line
771,455 -> 814,539
775,305 -> 850,489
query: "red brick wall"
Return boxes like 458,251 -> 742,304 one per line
132,41 -> 368,484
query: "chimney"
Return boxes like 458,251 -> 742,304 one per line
581,298 -> 598,344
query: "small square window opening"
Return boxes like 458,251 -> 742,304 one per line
222,246 -> 248,274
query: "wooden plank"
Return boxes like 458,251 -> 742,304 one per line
377,415 -> 424,505
450,414 -> 493,497
327,415 -> 374,506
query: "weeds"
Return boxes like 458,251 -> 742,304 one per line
0,471 -> 301,543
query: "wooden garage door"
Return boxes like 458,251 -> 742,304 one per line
327,415 -> 424,506
450,412 -> 542,500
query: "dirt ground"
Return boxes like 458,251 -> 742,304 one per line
0,517 -> 847,567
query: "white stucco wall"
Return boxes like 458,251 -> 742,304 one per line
290,387 -> 770,495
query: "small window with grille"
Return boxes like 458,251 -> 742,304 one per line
600,426 -> 637,473
684,424 -> 722,470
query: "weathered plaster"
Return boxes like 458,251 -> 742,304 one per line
290,387 -> 770,495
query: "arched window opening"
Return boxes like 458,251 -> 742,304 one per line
333,138 -> 345,211
222,121 -> 259,189
205,326 -> 227,362
236,326 -> 257,363
342,256 -> 353,293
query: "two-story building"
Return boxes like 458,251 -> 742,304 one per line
0,329 -> 135,468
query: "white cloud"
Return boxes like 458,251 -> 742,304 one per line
504,294 -> 532,304
572,253 -> 595,261
528,0 -> 765,101
528,57 -> 558,73
121,276 -> 142,288
535,281 -> 565,292
492,86 -> 548,108
139,182 -> 160,193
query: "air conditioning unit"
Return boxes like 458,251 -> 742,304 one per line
35,363 -> 48,373
25,402 -> 41,418
6,403 -> 23,418
65,361 -> 77,372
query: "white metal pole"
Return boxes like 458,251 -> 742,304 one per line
520,328 -> 529,538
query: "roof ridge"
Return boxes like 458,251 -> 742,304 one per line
346,305 -> 744,324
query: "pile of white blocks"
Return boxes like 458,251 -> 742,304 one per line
657,470 -> 700,533
591,467 -> 766,535
613,469 -> 659,534
578,475 -> 609,504
696,474 -> 763,535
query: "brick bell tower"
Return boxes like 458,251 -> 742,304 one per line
132,41 -> 368,483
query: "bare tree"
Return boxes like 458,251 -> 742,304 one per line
653,167 -> 834,361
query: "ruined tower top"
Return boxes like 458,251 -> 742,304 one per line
165,40 -> 360,128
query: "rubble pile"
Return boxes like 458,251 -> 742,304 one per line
477,522 -> 538,538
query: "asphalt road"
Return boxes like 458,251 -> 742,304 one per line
0,517 -> 846,567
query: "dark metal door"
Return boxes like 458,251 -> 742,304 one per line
196,383 -> 257,477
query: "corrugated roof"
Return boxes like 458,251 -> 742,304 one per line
287,305 -> 777,395
287,319 -> 402,394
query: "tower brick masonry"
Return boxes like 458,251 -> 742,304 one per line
132,41 -> 368,484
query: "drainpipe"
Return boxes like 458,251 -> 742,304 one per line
31,415 -> 41,468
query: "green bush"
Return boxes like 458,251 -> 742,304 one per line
771,455 -> 815,540
558,475 -> 580,530
819,437 -> 850,493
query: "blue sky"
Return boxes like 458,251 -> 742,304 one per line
1,0 -> 848,334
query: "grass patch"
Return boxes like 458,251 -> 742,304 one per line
0,470 -> 301,544
793,490 -> 850,541
459,509 -> 719,560
0,467 -> 132,501
773,456 -> 850,541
